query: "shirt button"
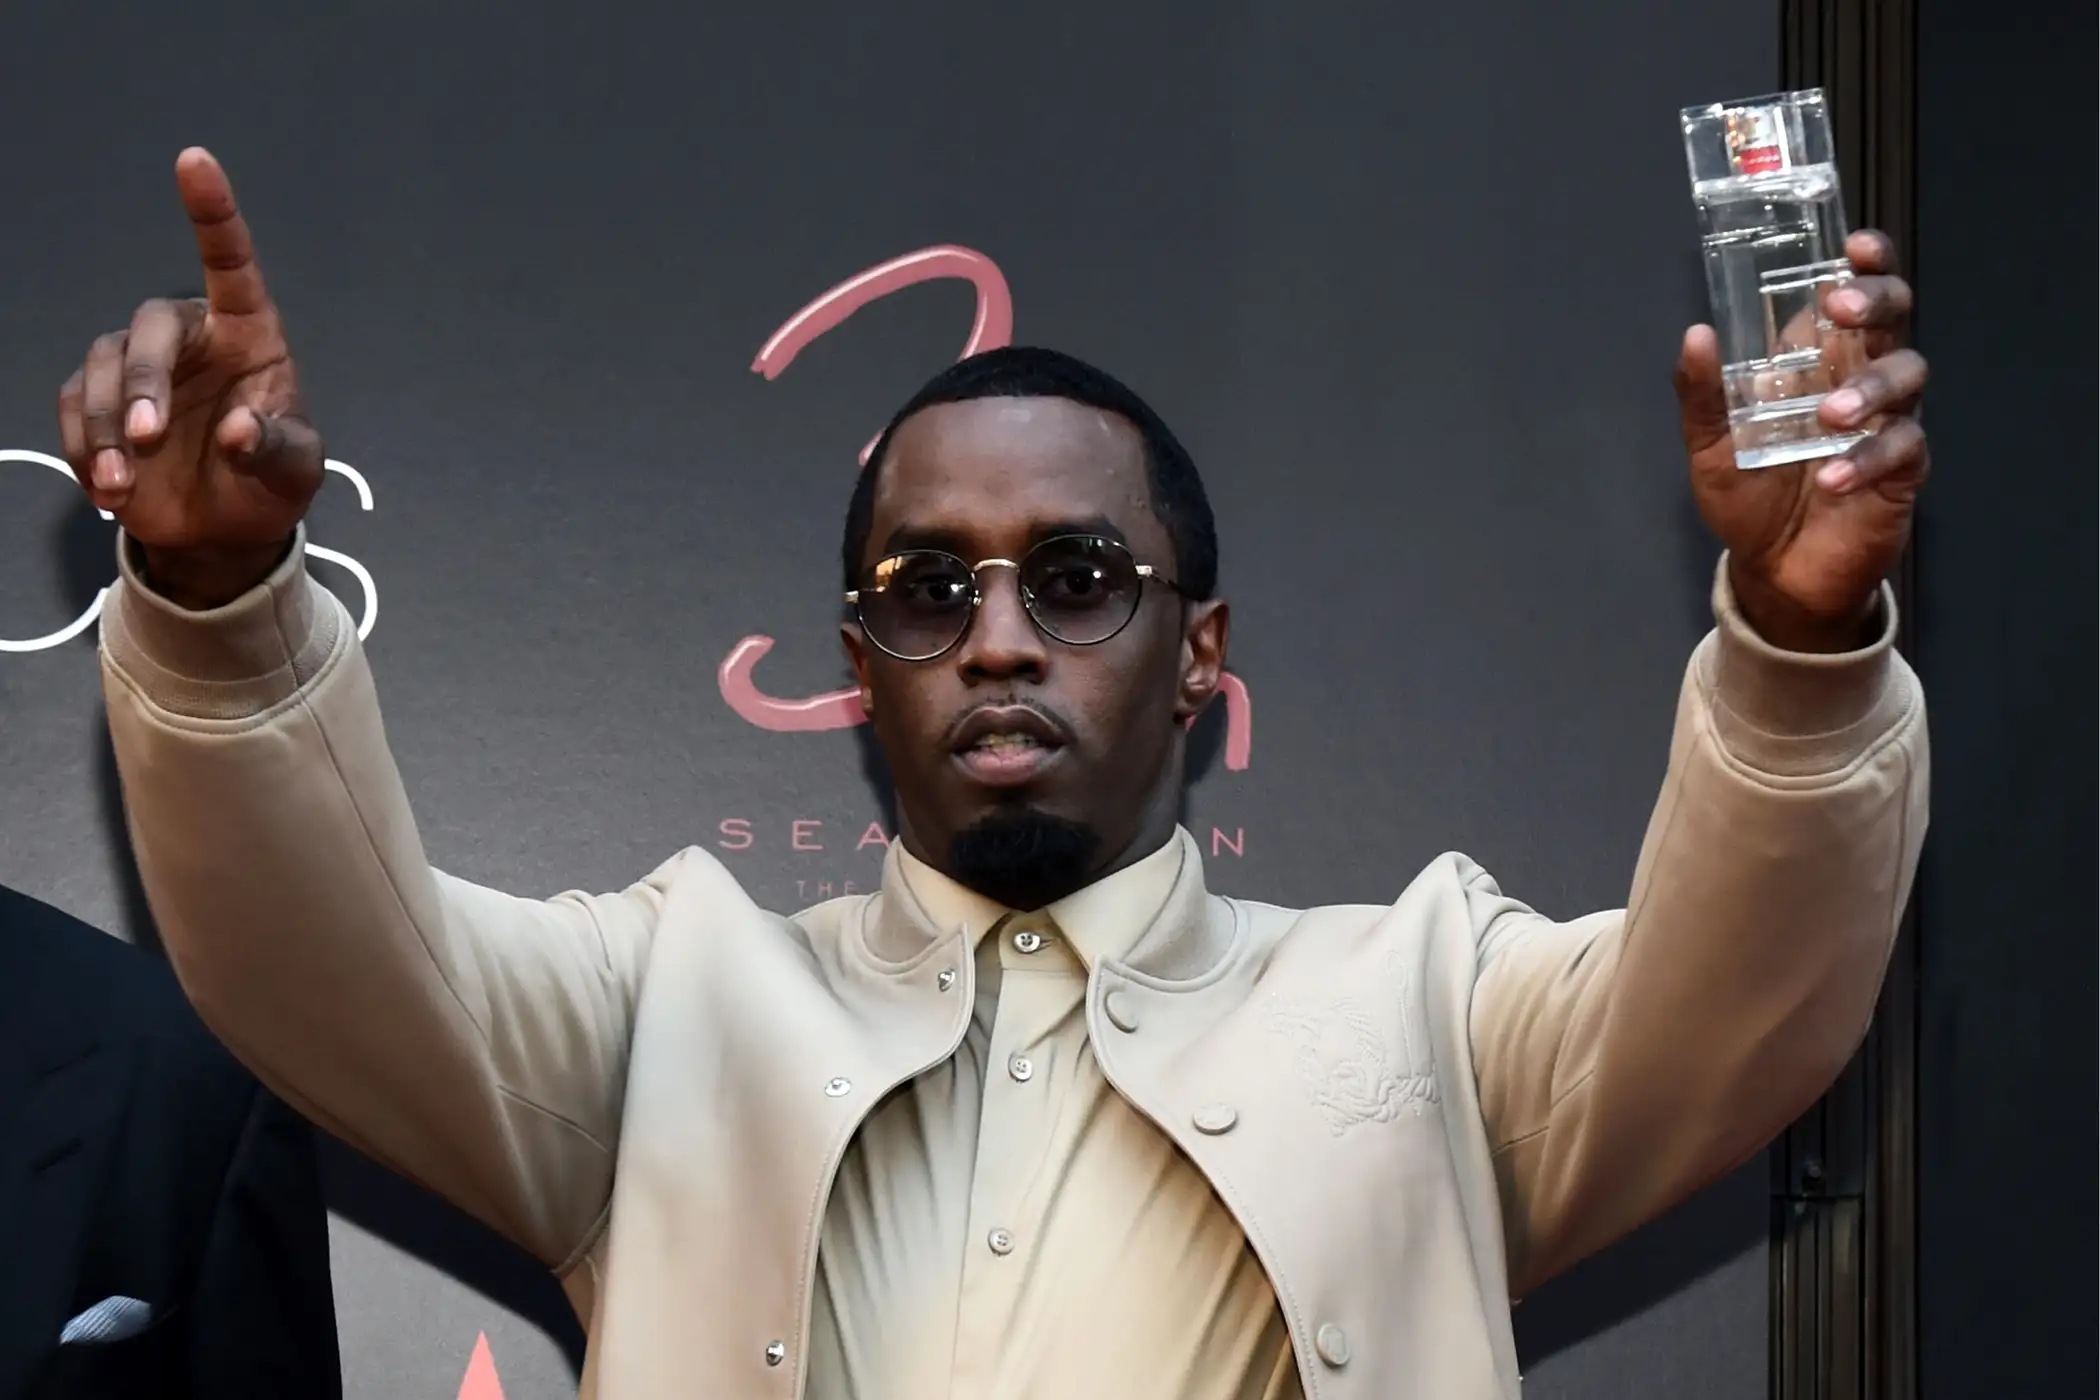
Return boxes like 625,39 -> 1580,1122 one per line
1008,1054 -> 1034,1083
1315,1323 -> 1351,1368
987,1228 -> 1015,1256
1103,989 -> 1139,1032
1012,929 -> 1045,954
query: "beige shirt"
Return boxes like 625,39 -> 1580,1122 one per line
810,838 -> 1298,1400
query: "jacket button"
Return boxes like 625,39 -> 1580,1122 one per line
1103,989 -> 1139,1032
764,1340 -> 786,1367
1315,1323 -> 1350,1368
1193,1104 -> 1238,1135
937,967 -> 957,991
824,1077 -> 852,1097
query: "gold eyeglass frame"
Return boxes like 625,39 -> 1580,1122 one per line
845,533 -> 1189,662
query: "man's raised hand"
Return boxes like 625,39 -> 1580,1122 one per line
1674,229 -> 1929,653
57,148 -> 324,610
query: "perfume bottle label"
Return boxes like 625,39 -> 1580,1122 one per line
1725,106 -> 1789,176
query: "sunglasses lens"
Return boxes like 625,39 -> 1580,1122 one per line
1020,537 -> 1143,645
858,551 -> 974,660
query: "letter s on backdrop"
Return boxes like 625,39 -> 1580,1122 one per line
0,449 -> 379,653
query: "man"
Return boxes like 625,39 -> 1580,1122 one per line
63,148 -> 1929,1399
0,883 -> 341,1399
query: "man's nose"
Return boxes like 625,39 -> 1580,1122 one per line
956,568 -> 1047,682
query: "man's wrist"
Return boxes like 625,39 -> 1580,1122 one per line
138,538 -> 295,612
1706,557 -> 1906,769
1725,558 -> 1882,655
107,526 -> 339,720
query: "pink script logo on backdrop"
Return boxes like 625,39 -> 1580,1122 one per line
716,245 -> 1253,770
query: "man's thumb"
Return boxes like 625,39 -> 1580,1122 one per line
216,406 -> 325,493
1673,324 -> 1731,458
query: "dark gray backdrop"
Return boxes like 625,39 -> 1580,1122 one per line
1,3 -> 1772,1395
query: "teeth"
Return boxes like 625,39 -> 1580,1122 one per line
974,732 -> 1042,751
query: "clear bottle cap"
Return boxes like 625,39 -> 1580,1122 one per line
1681,89 -> 1834,183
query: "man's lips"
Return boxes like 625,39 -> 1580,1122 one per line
949,704 -> 1069,788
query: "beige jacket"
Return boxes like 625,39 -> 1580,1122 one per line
98,533 -> 1927,1400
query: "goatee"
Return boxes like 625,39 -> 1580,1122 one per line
948,808 -> 1102,912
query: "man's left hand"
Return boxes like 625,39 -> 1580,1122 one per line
1676,229 -> 1929,653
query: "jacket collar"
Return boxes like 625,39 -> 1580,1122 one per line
870,828 -> 1222,982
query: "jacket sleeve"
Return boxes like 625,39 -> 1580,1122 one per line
100,529 -> 674,1271
1467,557 -> 1928,1298
183,1087 -> 343,1398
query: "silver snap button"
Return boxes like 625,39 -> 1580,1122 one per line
824,1077 -> 852,1097
1008,1054 -> 1034,1083
1103,989 -> 1139,1032
1193,1104 -> 1238,1135
987,1227 -> 1015,1255
764,1340 -> 786,1367
1013,929 -> 1044,954
1314,1323 -> 1350,1368
937,967 -> 957,991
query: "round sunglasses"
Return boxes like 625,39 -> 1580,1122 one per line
847,534 -> 1193,662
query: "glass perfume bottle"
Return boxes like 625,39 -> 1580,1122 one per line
1682,89 -> 1869,470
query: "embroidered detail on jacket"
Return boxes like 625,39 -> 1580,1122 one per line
1266,982 -> 1440,1135
1386,949 -> 1436,1081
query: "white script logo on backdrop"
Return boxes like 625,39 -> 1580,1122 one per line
0,447 -> 378,653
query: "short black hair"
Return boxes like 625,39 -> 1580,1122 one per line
840,346 -> 1218,599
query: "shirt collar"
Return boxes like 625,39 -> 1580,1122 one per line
894,832 -> 1187,972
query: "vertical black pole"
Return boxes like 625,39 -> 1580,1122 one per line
1770,5 -> 1918,1399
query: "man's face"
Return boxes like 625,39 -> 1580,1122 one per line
842,396 -> 1227,900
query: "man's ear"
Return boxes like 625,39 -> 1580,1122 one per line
841,621 -> 876,719
1174,598 -> 1230,722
